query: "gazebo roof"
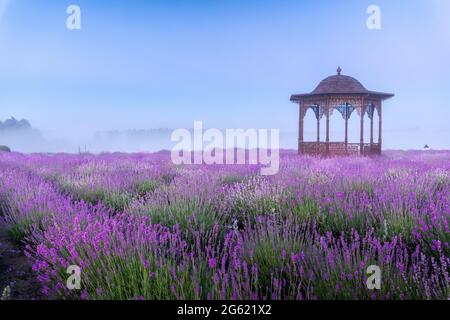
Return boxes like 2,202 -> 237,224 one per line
290,67 -> 394,101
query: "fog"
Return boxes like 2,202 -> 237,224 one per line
1,125 -> 447,154
0,126 -> 173,154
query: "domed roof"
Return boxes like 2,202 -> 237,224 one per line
311,67 -> 368,94
290,67 -> 394,102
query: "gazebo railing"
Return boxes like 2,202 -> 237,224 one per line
303,142 -> 381,156
364,143 -> 381,155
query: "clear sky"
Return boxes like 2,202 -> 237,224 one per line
0,0 -> 449,150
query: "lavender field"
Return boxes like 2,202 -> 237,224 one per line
0,150 -> 448,300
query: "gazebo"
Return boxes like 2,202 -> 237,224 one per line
290,67 -> 394,156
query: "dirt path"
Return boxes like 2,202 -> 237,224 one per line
0,222 -> 43,300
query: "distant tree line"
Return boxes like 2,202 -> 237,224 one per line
96,128 -> 173,139
0,117 -> 32,131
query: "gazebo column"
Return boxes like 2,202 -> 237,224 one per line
344,114 -> 348,152
359,107 -> 364,155
378,103 -> 382,154
298,102 -> 304,154
370,114 -> 374,147
325,108 -> 330,155
316,112 -> 320,152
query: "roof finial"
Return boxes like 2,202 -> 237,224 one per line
337,66 -> 342,75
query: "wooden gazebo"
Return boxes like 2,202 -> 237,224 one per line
290,67 -> 394,156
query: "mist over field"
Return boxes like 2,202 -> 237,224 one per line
0,119 -> 447,154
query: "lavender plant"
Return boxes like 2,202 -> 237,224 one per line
0,150 -> 448,300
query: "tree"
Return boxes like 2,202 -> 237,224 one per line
0,117 -> 32,131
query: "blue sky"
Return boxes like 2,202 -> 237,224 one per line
0,0 -> 449,150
